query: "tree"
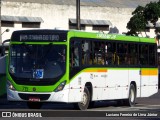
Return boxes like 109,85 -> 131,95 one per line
144,1 -> 160,26
127,0 -> 160,36
127,6 -> 146,36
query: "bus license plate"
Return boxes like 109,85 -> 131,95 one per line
29,97 -> 40,102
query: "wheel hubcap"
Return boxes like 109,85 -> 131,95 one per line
82,92 -> 87,105
130,89 -> 134,102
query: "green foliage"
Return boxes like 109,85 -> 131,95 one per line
144,2 -> 160,26
132,6 -> 144,16
127,1 -> 160,36
127,14 -> 146,33
127,6 -> 147,36
125,31 -> 138,36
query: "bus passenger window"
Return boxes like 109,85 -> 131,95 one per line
117,43 -> 128,65
105,43 -> 112,65
149,45 -> 156,66
70,41 -> 80,67
139,44 -> 149,65
128,44 -> 138,65
82,40 -> 90,65
74,47 -> 79,66
93,42 -> 105,65
105,42 -> 116,65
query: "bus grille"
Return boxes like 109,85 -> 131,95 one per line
18,93 -> 50,101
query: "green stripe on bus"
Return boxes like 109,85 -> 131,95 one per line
68,31 -> 155,43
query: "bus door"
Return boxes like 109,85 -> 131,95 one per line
69,40 -> 82,102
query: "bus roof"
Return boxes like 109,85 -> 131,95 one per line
68,30 -> 156,43
10,29 -> 156,43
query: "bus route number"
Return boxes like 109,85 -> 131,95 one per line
23,87 -> 28,92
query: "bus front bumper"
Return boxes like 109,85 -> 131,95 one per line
7,88 -> 69,103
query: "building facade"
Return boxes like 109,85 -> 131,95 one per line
1,0 -> 160,42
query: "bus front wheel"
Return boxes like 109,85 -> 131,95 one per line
74,87 -> 90,110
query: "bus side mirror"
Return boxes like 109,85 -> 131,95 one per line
1,39 -> 10,56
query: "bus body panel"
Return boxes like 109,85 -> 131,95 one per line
7,85 -> 70,102
140,68 -> 158,97
107,69 -> 129,99
68,68 -> 158,102
128,69 -> 141,97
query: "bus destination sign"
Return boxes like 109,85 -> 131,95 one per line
11,30 -> 67,42
20,34 -> 60,41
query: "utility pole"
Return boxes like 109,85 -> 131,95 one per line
76,0 -> 81,30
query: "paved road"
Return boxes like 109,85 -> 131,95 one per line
0,90 -> 160,110
0,90 -> 160,119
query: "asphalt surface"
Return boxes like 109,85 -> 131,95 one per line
0,90 -> 160,119
0,90 -> 160,109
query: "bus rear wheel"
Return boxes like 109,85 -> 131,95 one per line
74,87 -> 90,110
125,84 -> 136,107
27,102 -> 43,109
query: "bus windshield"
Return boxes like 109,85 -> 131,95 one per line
9,44 -> 66,80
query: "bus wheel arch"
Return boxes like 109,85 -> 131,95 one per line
73,82 -> 93,110
130,81 -> 137,97
126,82 -> 137,106
76,86 -> 90,110
85,82 -> 93,101
85,82 -> 95,108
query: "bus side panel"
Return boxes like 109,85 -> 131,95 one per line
148,69 -> 158,96
120,70 -> 129,99
68,72 -> 90,102
128,69 -> 141,98
68,71 -> 106,102
90,71 -> 106,101
105,69 -> 128,100
140,69 -> 158,97
140,69 -> 149,97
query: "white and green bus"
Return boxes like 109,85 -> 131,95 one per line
7,29 -> 158,110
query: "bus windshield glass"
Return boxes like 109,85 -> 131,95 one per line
9,44 -> 66,80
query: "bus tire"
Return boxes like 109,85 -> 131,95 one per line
125,84 -> 136,107
75,87 -> 90,110
27,102 -> 42,109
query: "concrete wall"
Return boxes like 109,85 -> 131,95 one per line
1,1 -> 157,42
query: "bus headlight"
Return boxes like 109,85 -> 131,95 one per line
7,80 -> 16,91
54,81 -> 66,92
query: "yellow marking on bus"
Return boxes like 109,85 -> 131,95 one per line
150,69 -> 158,75
97,70 -> 108,72
84,69 -> 107,72
141,69 -> 158,76
141,70 -> 149,76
